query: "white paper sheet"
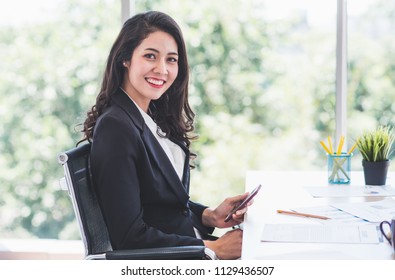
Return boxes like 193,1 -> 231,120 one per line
261,224 -> 380,244
331,198 -> 395,222
304,185 -> 395,197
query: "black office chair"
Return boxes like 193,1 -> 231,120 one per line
58,142 -> 208,260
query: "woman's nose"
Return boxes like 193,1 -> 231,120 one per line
153,59 -> 168,74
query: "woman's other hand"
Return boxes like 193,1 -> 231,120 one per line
203,229 -> 243,260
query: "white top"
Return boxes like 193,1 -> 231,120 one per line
123,92 -> 186,181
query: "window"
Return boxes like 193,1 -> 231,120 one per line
0,0 -> 120,239
347,0 -> 395,168
135,0 -> 337,204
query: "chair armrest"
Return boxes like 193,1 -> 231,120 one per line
105,245 -> 207,260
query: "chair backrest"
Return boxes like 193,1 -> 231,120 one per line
58,142 -> 112,257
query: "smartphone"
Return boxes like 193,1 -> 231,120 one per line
224,184 -> 262,222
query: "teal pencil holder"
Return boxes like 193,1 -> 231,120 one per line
327,153 -> 352,184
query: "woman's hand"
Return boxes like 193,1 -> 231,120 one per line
202,192 -> 253,228
204,229 -> 243,260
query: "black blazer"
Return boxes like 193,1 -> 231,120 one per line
90,89 -> 213,250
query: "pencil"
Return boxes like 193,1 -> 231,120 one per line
327,136 -> 334,154
319,141 -> 332,155
277,210 -> 331,220
337,135 -> 345,154
347,142 -> 357,155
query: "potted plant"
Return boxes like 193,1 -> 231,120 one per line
356,126 -> 395,185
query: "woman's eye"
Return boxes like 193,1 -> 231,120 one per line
168,57 -> 178,63
144,54 -> 155,59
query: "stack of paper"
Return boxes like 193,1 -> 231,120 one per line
332,198 -> 395,222
261,224 -> 380,244
304,185 -> 395,197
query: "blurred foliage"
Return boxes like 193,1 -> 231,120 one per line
0,0 -> 120,239
347,0 -> 395,164
0,0 -> 394,239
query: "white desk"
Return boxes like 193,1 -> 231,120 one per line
241,171 -> 395,260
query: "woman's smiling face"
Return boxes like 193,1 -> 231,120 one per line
122,31 -> 179,112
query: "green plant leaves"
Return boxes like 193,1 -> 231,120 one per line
356,126 -> 395,162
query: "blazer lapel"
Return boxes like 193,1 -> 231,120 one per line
171,138 -> 191,193
111,90 -> 190,205
141,129 -> 190,203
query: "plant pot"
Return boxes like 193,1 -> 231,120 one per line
362,159 -> 390,185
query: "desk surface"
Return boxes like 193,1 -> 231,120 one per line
241,171 -> 395,260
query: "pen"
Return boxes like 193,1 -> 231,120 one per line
276,210 -> 331,220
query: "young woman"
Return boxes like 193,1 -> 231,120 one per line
80,11 -> 251,260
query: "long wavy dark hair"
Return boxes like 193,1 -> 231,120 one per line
80,11 -> 196,147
